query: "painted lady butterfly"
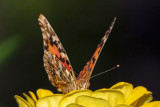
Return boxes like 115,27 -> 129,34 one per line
38,14 -> 116,94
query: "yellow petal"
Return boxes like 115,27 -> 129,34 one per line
14,95 -> 32,107
59,89 -> 92,107
140,101 -> 160,107
36,89 -> 54,99
28,91 -> 37,102
125,86 -> 147,105
114,104 -> 132,107
66,103 -> 84,107
75,95 -> 112,107
131,91 -> 153,106
36,94 -> 64,107
110,82 -> 133,99
23,93 -> 36,107
92,89 -> 125,106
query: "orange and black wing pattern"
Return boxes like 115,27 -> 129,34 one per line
76,17 -> 116,90
38,14 -> 76,94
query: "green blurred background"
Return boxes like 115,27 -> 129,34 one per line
0,0 -> 160,106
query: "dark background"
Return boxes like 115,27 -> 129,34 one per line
0,0 -> 160,106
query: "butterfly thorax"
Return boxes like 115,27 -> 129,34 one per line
76,79 -> 90,90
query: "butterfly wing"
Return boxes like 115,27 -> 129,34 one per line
38,14 -> 76,94
76,17 -> 116,90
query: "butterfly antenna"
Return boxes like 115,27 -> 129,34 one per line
90,65 -> 120,79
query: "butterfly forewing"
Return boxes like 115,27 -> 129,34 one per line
76,17 -> 116,90
38,14 -> 76,94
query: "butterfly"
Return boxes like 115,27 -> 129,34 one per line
38,14 -> 116,94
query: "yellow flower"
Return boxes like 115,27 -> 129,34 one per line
14,82 -> 160,107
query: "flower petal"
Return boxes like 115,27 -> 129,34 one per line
14,95 -> 32,107
140,101 -> 160,107
36,94 -> 63,107
75,95 -> 112,107
131,91 -> 153,106
59,89 -> 92,107
23,93 -> 36,107
110,82 -> 133,99
66,103 -> 84,107
125,86 -> 147,105
28,91 -> 37,102
36,89 -> 54,99
92,89 -> 125,106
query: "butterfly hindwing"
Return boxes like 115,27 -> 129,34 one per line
38,14 -> 76,94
